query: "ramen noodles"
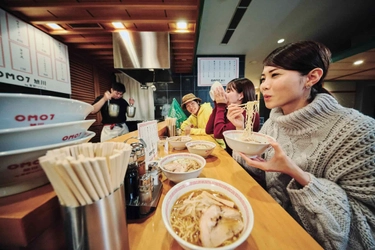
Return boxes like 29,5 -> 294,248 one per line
170,189 -> 244,247
170,136 -> 190,142
190,143 -> 213,149
241,101 -> 259,142
163,158 -> 201,172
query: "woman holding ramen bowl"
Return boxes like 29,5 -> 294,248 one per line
206,77 -> 260,155
228,41 -> 375,249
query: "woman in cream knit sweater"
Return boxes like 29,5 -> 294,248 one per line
228,41 -> 375,249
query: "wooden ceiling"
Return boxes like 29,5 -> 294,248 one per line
0,0 -> 202,74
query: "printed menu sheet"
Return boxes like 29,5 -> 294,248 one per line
138,120 -> 159,161
0,9 -> 71,94
197,57 -> 239,86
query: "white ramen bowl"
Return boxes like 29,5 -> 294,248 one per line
0,131 -> 95,197
223,130 -> 272,157
0,119 -> 95,152
0,93 -> 94,129
209,81 -> 223,101
186,140 -> 216,158
162,178 -> 254,250
159,153 -> 206,183
168,136 -> 192,150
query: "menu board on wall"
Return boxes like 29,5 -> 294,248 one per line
197,57 -> 239,86
0,9 -> 71,94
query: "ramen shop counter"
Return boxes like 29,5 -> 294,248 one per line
108,132 -> 323,249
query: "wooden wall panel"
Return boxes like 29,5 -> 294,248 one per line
69,53 -> 112,143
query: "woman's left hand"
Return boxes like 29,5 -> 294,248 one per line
239,139 -> 311,186
227,104 -> 245,129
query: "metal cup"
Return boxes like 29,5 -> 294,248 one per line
126,105 -> 136,118
108,103 -> 119,117
61,186 -> 129,250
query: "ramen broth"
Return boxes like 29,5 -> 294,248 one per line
170,189 -> 244,247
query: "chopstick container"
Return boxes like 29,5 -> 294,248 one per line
62,185 -> 129,250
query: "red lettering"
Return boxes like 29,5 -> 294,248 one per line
7,159 -> 39,170
15,115 -> 25,121
14,114 -> 56,123
63,132 -> 82,141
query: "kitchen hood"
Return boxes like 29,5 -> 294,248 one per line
113,31 -> 173,83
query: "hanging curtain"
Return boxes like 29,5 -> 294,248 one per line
116,73 -> 155,121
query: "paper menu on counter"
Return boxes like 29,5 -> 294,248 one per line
137,120 -> 158,161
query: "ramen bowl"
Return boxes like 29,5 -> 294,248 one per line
0,119 -> 95,152
168,136 -> 192,150
159,153 -> 206,183
162,178 -> 254,250
0,93 -> 94,129
223,130 -> 273,157
186,140 -> 216,158
0,131 -> 95,197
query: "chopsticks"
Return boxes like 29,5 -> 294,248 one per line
226,103 -> 247,109
39,142 -> 132,207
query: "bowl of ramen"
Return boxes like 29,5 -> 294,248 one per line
0,131 -> 95,197
223,130 -> 272,157
0,93 -> 94,129
159,153 -> 206,183
162,178 -> 254,249
186,140 -> 216,158
168,136 -> 192,150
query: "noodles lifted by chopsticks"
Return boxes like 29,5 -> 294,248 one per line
241,101 -> 258,141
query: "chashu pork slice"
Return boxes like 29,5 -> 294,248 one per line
199,204 -> 244,247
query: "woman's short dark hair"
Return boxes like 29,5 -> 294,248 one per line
263,41 -> 332,99
226,78 -> 256,104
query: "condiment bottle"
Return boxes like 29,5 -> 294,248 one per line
139,173 -> 152,215
124,153 -> 139,202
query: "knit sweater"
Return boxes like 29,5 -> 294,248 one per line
234,94 -> 375,250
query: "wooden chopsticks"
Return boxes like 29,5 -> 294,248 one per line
39,142 -> 132,207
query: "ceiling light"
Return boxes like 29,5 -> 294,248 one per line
277,38 -> 285,44
112,22 -> 125,29
353,60 -> 364,65
176,21 -> 187,30
46,23 -> 62,30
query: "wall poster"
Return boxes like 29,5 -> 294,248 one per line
197,57 -> 239,87
0,9 -> 71,94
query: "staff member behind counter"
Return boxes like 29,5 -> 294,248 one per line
91,82 -> 135,142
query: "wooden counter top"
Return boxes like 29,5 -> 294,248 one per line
108,131 -> 323,249
0,121 -> 322,249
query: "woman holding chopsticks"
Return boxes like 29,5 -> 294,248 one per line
205,78 -> 260,155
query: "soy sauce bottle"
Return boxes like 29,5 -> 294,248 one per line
124,152 -> 139,202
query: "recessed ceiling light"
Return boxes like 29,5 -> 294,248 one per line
277,38 -> 285,44
112,22 -> 125,29
176,21 -> 187,30
353,60 -> 364,65
46,23 -> 62,30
